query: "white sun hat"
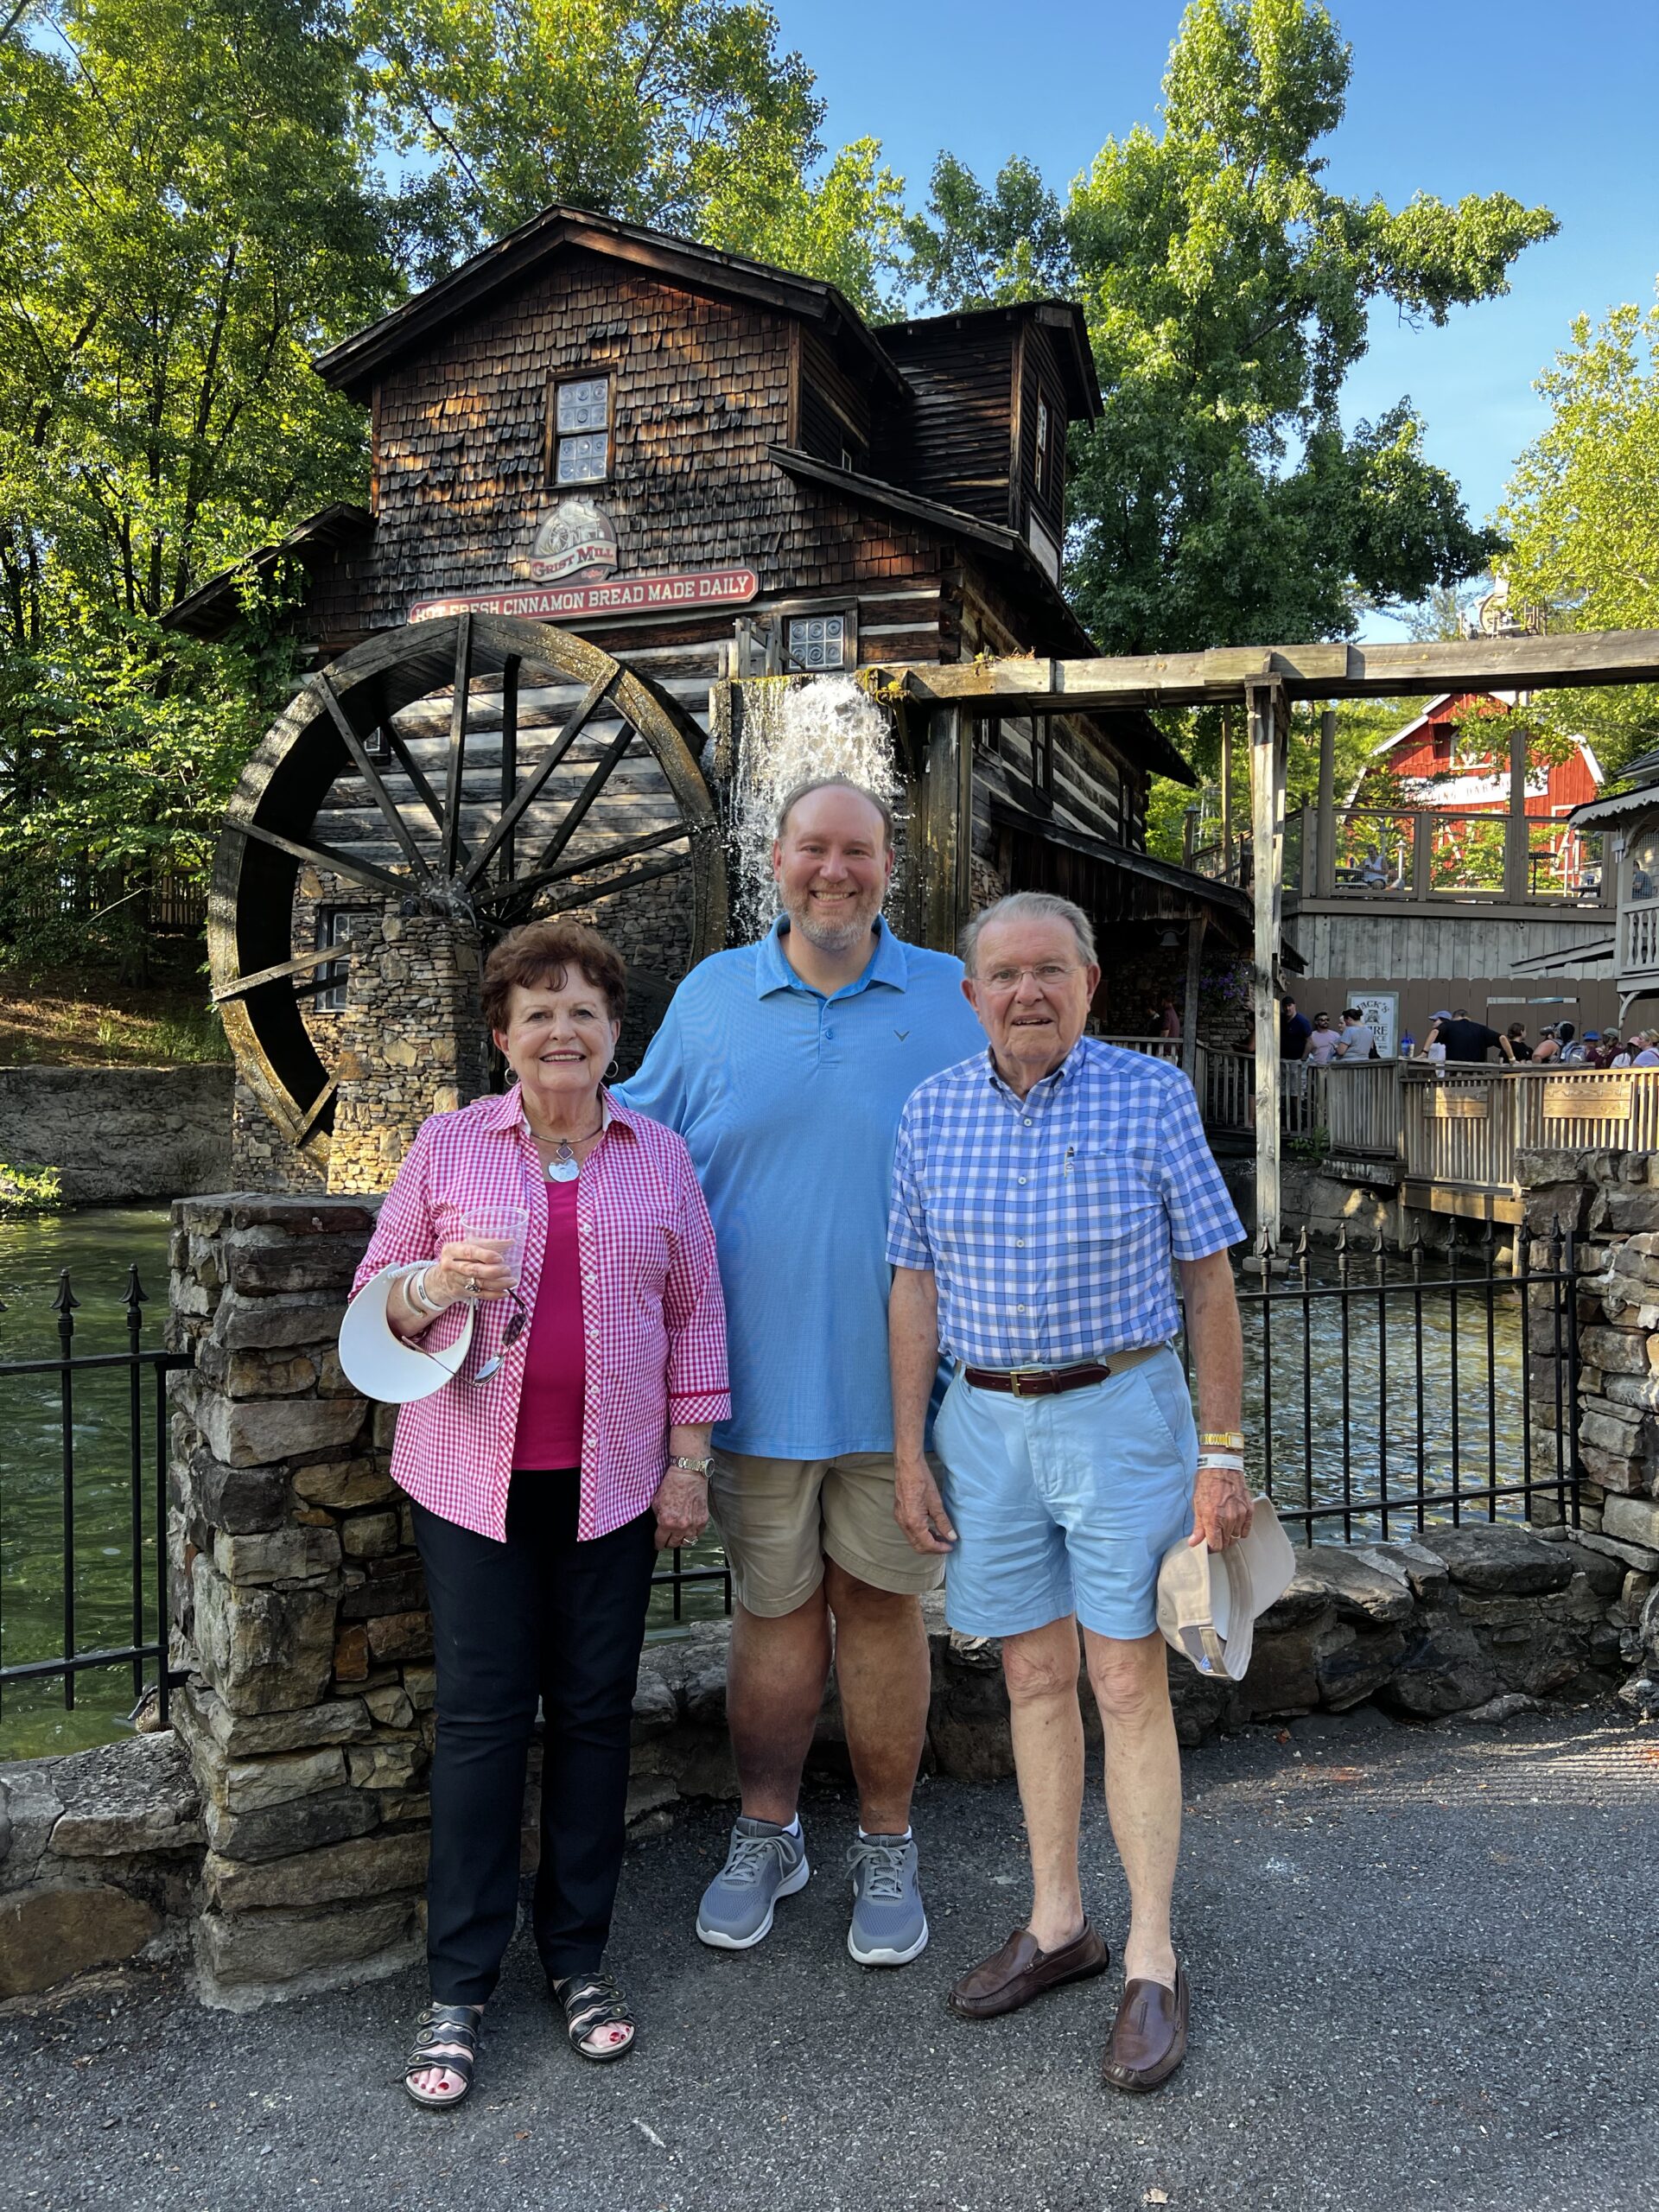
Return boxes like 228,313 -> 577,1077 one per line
1155,1497 -> 1297,1681
338,1265 -> 475,1404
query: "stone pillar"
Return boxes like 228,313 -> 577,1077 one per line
327,910 -> 491,1194
168,1195 -> 434,2004
1517,1146 -> 1659,1713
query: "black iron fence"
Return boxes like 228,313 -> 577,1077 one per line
0,1268 -> 189,1730
1215,1220 -> 1580,1546
0,1229 -> 1580,1742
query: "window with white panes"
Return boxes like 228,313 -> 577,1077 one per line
1034,395 -> 1050,497
314,907 -> 359,1014
785,613 -> 848,671
549,375 -> 612,485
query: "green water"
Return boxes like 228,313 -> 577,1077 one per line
0,1206 -> 175,1760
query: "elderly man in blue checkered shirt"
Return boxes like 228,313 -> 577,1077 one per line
888,890 -> 1250,2094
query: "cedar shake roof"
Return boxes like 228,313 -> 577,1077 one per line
313,204 -> 910,405
880,300 -> 1102,420
163,503 -> 373,639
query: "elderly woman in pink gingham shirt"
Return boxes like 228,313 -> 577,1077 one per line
349,918 -> 728,2109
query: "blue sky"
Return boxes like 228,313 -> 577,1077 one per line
772,0 -> 1659,629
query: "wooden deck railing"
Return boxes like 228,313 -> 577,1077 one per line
1399,1064 -> 1659,1210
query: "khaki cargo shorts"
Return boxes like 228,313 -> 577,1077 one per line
708,1449 -> 947,1618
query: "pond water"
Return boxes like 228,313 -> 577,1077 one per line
0,1206 -> 175,1759
0,1214 -> 1549,1761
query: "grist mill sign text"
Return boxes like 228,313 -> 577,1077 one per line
408,565 -> 760,625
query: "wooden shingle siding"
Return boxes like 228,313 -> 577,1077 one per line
798,327 -> 874,467
877,321 -> 1017,526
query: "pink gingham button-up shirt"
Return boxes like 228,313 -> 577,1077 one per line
351,1085 -> 729,1543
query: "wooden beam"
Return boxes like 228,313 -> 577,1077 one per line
213,945 -> 348,1003
875,628 -> 1659,712
1314,707 -> 1337,899
460,664 -> 619,890
1503,718 -> 1530,902
1249,678 -> 1286,1252
474,822 -> 692,910
225,818 -> 409,899
442,611 -> 473,880
498,655 -> 519,887
913,706 -> 971,955
309,673 -> 438,892
1182,911 -> 1207,1080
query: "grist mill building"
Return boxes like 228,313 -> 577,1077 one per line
171,205 -> 1248,1193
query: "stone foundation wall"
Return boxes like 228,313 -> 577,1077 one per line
327,912 -> 492,1195
0,1733 -> 202,2000
6,1191 -> 1643,2008
0,1065 -> 232,1204
1518,1147 -> 1659,1713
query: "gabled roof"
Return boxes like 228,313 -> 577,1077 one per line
162,504 -> 373,638
313,203 -> 910,404
880,299 -> 1103,421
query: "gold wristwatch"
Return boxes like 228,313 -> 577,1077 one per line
667,1454 -> 714,1478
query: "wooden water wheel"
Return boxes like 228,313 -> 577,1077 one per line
209,613 -> 727,1171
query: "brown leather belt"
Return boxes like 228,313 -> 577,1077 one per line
962,1343 -> 1165,1398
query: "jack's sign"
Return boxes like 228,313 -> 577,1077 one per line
409,567 -> 760,625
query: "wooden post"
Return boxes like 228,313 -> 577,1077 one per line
1248,677 -> 1287,1253
1503,718 -> 1530,902
1315,706 -> 1337,897
1182,910 -> 1207,1079
1220,709 -> 1234,879
916,706 -> 971,955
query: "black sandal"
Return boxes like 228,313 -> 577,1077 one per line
551,1971 -> 637,2063
403,2002 -> 483,2109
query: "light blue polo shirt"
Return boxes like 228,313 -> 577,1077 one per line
613,916 -> 987,1457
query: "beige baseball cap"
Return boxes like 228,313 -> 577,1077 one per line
1155,1497 -> 1297,1681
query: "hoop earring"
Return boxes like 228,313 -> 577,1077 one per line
607,1055 -> 620,1076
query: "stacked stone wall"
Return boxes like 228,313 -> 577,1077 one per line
1519,1147 -> 1659,1711
2,1189 -> 1640,2007
166,1194 -> 434,2002
327,912 -> 492,1195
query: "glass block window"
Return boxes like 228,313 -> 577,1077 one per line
314,907 -> 356,1014
785,613 -> 847,671
551,375 -> 611,482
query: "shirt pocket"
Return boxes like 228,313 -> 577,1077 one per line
1062,1150 -> 1161,1253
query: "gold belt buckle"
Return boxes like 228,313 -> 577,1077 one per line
1007,1368 -> 1041,1397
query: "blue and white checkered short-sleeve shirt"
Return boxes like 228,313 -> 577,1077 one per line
887,1036 -> 1245,1368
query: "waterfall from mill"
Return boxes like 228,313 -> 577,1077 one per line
728,675 -> 902,938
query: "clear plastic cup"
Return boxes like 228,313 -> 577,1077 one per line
461,1205 -> 528,1292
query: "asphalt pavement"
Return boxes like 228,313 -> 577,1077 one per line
2,1703 -> 1656,2212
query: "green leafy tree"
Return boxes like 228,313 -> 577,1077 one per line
0,0 -> 399,946
1497,297 -> 1659,773
358,0 -> 908,314
903,0 -> 1556,654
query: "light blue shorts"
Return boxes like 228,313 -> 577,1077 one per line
931,1347 -> 1198,1642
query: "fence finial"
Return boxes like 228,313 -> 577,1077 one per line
123,1264 -> 148,1315
52,1268 -> 79,1316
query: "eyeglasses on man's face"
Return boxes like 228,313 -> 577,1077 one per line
980,962 -> 1081,992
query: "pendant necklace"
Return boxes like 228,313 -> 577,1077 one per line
543,1113 -> 603,1183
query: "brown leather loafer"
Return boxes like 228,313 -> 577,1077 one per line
948,1922 -> 1110,2020
1101,1966 -> 1188,2093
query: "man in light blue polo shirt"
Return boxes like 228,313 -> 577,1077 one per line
616,775 -> 983,1968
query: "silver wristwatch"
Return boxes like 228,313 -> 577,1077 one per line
667,1454 -> 714,1479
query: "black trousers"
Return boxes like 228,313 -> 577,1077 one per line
412,1474 -> 657,2003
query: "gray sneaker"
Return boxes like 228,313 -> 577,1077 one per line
846,1833 -> 929,1967
696,1816 -> 810,1950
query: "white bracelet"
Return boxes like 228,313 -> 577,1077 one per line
405,1265 -> 442,1316
1197,1452 -> 1245,1474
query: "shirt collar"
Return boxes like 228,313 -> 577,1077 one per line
983,1033 -> 1092,1109
480,1082 -> 637,1137
753,912 -> 908,1000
